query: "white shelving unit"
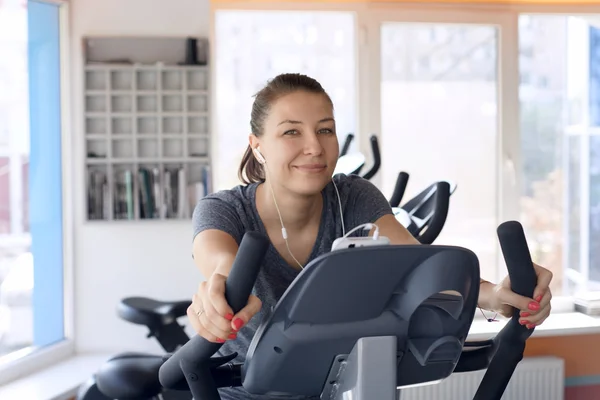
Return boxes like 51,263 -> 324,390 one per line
85,63 -> 212,221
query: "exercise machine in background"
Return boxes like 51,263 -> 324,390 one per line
334,133 -> 381,179
389,171 -> 457,245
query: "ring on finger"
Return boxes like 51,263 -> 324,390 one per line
196,309 -> 204,318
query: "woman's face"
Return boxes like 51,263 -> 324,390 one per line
253,90 -> 339,195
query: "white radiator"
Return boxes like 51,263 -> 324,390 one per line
398,356 -> 565,400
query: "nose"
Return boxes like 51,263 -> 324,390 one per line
303,132 -> 324,156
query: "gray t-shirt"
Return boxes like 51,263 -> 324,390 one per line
192,173 -> 393,399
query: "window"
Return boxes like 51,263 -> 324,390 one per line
208,5 -> 600,314
0,0 -> 66,372
518,15 -> 600,297
213,10 -> 357,191
378,22 -> 500,281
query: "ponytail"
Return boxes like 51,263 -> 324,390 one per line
238,145 -> 265,185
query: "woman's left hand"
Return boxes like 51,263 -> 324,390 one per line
489,263 -> 553,329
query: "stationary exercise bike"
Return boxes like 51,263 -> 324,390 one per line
96,220 -> 537,400
76,298 -> 193,400
78,185 -> 455,400
388,172 -> 457,244
334,133 -> 381,179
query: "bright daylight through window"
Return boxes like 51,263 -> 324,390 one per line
379,22 -> 500,282
0,0 -> 64,363
377,15 -> 600,300
518,15 -> 600,298
214,10 -> 357,191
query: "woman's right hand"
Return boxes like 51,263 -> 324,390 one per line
188,272 -> 262,343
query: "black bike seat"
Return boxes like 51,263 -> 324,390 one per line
96,352 -> 164,399
118,297 -> 190,328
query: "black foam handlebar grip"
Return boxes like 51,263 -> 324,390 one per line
496,221 -> 537,317
340,133 -> 354,157
159,231 -> 269,389
362,135 -> 381,180
416,182 -> 450,245
389,172 -> 410,207
472,221 -> 537,400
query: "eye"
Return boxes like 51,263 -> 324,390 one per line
283,129 -> 299,135
319,128 -> 335,135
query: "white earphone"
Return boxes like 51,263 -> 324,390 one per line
253,147 -> 267,165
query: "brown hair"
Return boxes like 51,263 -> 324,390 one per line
237,73 -> 333,185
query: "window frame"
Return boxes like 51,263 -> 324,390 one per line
211,1 -> 600,317
0,0 -> 74,386
365,8 -> 519,290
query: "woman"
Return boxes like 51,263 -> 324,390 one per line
189,73 -> 553,399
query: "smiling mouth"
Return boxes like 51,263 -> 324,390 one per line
294,165 -> 327,172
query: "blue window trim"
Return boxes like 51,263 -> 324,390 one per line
28,0 -> 64,347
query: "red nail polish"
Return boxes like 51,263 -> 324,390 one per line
527,324 -> 534,329
228,333 -> 237,339
521,312 -> 530,317
535,295 -> 543,302
519,319 -> 527,325
233,318 -> 244,330
528,302 -> 540,311
216,338 -> 225,343
225,313 -> 234,321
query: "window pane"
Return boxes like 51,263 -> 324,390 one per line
0,0 -> 31,357
518,15 -> 568,296
0,0 -> 64,359
380,23 -> 500,281
214,10 -> 356,190
589,27 -> 600,285
519,15 -> 600,296
590,135 -> 600,282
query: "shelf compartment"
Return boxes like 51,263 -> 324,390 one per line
187,69 -> 207,90
111,95 -> 133,113
163,137 -> 184,158
138,137 -> 159,158
187,94 -> 208,112
163,116 -> 183,135
85,69 -> 107,91
136,69 -> 158,91
188,136 -> 208,158
87,138 -> 108,159
86,94 -> 107,113
188,116 -> 208,134
112,117 -> 133,135
162,70 -> 183,91
162,94 -> 183,112
112,138 -> 134,159
86,116 -> 107,135
111,70 -> 133,91
137,95 -> 158,112
137,116 -> 158,135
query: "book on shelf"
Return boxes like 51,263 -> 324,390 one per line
88,169 -> 110,220
87,165 -> 212,221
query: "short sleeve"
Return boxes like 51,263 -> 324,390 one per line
339,174 -> 393,231
191,196 -> 245,245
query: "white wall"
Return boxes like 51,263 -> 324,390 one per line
70,0 -> 210,354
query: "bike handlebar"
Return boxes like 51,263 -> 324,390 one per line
472,221 -> 537,400
158,231 -> 269,400
340,133 -> 354,157
389,172 -> 410,208
415,182 -> 450,245
362,135 -> 381,180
